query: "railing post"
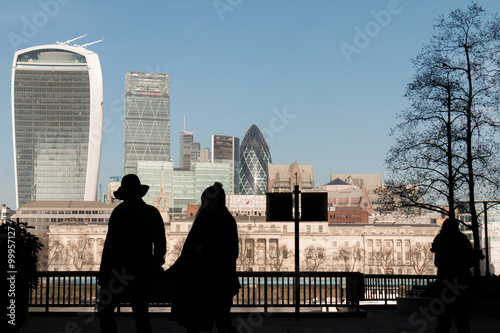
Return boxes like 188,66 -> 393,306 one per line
293,184 -> 300,321
264,276 -> 268,313
384,276 -> 388,306
45,276 -> 50,313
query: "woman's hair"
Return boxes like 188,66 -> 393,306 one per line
201,182 -> 226,209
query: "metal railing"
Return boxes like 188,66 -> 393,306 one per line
29,271 -> 435,312
364,274 -> 436,304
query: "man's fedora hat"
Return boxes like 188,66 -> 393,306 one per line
113,174 -> 149,200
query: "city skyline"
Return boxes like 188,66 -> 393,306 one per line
2,1 -> 500,209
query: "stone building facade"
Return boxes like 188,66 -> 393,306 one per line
11,201 -> 117,270
45,217 -> 440,275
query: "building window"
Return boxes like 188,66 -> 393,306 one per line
319,225 -> 323,233
333,241 -> 337,247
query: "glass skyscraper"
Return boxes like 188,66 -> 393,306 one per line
124,71 -> 170,174
12,43 -> 103,208
137,160 -> 232,213
212,135 -> 240,194
239,125 -> 272,195
179,130 -> 194,169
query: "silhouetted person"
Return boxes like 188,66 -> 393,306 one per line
98,174 -> 166,333
430,218 -> 484,333
166,182 -> 240,333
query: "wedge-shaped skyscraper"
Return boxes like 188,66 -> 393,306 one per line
12,42 -> 103,208
239,125 -> 272,195
124,72 -> 170,174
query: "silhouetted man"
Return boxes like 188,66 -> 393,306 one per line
431,218 -> 484,333
98,174 -> 166,333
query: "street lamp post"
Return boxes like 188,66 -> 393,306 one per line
483,201 -> 490,277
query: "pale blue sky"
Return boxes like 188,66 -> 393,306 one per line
1,0 -> 500,209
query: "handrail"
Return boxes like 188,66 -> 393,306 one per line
29,271 -> 435,312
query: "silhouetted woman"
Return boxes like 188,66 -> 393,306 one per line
431,218 -> 483,333
167,182 -> 240,333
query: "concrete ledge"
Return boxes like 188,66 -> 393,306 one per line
29,307 -> 367,318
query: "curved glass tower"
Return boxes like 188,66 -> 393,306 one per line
12,43 -> 103,208
239,124 -> 272,195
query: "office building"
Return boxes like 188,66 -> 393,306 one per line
12,41 -> 103,208
212,135 -> 240,194
104,176 -> 122,204
189,141 -> 201,164
124,71 -> 170,174
11,200 -> 117,270
267,161 -> 314,193
200,148 -> 211,163
179,131 -> 194,169
137,160 -> 232,216
239,125 -> 272,195
179,130 -> 205,169
330,173 -> 382,192
1,204 -> 15,222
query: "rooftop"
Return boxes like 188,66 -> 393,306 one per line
17,201 -> 119,209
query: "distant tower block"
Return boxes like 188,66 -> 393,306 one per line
124,71 -> 170,174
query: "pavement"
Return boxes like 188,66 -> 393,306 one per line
18,307 -> 500,333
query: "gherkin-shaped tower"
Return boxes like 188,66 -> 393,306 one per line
239,125 -> 272,195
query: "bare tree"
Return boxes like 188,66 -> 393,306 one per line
337,246 -> 365,272
382,3 -> 500,276
409,243 -> 434,275
268,244 -> 292,271
238,237 -> 255,271
39,236 -> 64,271
304,245 -> 326,272
65,235 -> 94,271
373,247 -> 395,274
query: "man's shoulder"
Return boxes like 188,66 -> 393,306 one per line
110,201 -> 126,213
